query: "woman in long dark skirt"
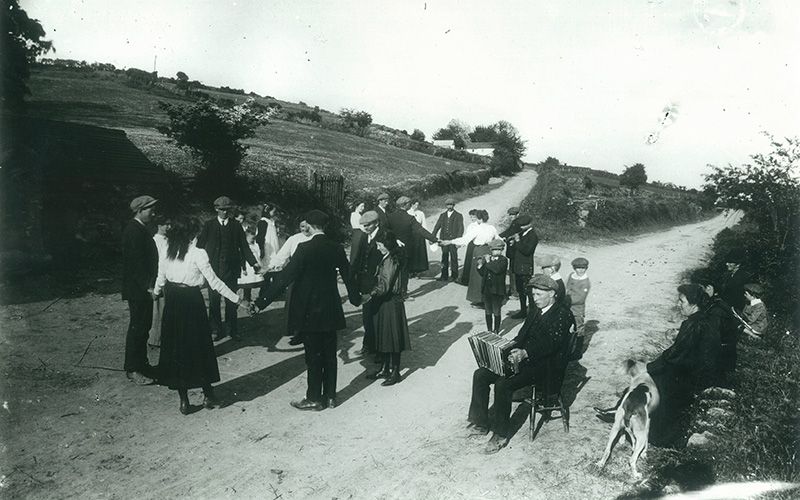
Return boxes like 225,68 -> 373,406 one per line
153,217 -> 243,415
459,210 -> 478,285
365,231 -> 411,386
443,210 -> 500,305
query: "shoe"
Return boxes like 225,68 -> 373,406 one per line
467,424 -> 490,437
126,371 -> 154,385
381,370 -> 401,386
483,434 -> 509,454
179,400 -> 190,415
436,276 -> 449,282
366,367 -> 390,380
288,336 -> 303,346
290,399 -> 323,411
325,398 -> 337,409
203,395 -> 219,409
510,310 -> 527,319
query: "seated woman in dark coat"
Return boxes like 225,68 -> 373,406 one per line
647,284 -> 719,448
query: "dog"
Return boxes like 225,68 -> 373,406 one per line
596,359 -> 660,479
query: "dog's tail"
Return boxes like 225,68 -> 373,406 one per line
622,384 -> 650,427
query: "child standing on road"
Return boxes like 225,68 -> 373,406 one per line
476,239 -> 508,334
566,257 -> 591,330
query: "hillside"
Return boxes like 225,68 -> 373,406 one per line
24,66 -> 486,189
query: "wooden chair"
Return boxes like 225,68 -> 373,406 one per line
525,386 -> 569,441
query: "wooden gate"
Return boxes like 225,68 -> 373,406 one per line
310,170 -> 345,214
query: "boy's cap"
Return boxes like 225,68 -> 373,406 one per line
213,196 -> 234,209
571,257 -> 589,268
130,195 -> 157,212
489,239 -> 505,250
377,192 -> 390,201
516,214 -> 532,226
507,206 -> 520,215
538,254 -> 561,268
744,283 -> 764,296
359,211 -> 379,225
527,274 -> 558,291
396,196 -> 411,206
305,209 -> 329,227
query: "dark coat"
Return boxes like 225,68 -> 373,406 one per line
386,210 -> 438,272
121,219 -> 158,301
512,302 -> 575,395
349,227 -> 386,297
647,311 -> 720,390
196,218 -> 257,282
375,207 -> 389,227
511,228 -> 539,275
477,255 -> 508,296
718,267 -> 749,312
260,234 -> 354,333
703,295 -> 738,345
498,218 -> 521,259
432,210 -> 464,240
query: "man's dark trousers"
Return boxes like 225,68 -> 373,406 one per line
209,276 -> 240,336
514,274 -> 531,312
441,245 -> 459,280
468,364 -> 536,438
124,297 -> 153,373
304,331 -> 338,402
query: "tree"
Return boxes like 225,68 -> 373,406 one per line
490,121 -> 526,175
175,71 -> 189,91
583,175 -> 595,191
619,163 -> 647,193
432,119 -> 471,148
1,0 -> 54,110
158,98 -> 274,191
339,108 -> 373,136
410,129 -> 426,142
469,125 -> 501,143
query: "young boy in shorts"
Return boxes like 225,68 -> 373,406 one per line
477,239 -> 508,334
566,257 -> 591,330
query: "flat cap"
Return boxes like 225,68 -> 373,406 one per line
359,210 -> 379,225
305,209 -> 329,227
213,196 -> 234,209
527,273 -> 558,291
507,206 -> 520,215
538,254 -> 561,268
489,239 -> 505,250
396,196 -> 411,207
744,283 -> 764,296
445,198 -> 456,205
571,257 -> 589,268
130,195 -> 157,212
726,248 -> 746,264
516,214 -> 532,226
377,192 -> 390,201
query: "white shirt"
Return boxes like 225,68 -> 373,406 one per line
350,212 -> 362,229
269,231 -> 312,270
408,208 -> 426,229
366,226 -> 379,244
217,217 -> 228,226
154,244 -> 239,302
153,233 -> 168,260
451,223 -> 499,246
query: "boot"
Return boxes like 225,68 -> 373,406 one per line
382,353 -> 402,386
202,385 -> 218,409
493,315 -> 502,334
485,314 -> 493,332
367,359 -> 390,380
178,389 -> 190,415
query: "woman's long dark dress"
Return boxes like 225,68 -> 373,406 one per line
371,254 -> 411,353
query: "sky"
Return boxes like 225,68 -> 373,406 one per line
22,0 -> 800,188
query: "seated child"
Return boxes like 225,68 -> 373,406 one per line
566,257 -> 591,329
539,254 -> 566,305
238,226 -> 264,303
476,239 -> 509,334
741,283 -> 768,338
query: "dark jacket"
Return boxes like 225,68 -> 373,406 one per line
349,227 -> 386,298
498,218 -> 521,259
432,210 -> 464,240
511,228 -> 539,275
121,219 -> 158,301
512,302 -> 575,395
259,234 -> 355,333
197,218 -> 257,282
477,255 -> 508,296
386,210 -> 438,271
375,207 -> 389,227
647,311 -> 720,389
703,295 -> 738,345
718,267 -> 749,312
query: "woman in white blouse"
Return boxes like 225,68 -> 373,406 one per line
153,217 -> 243,415
350,201 -> 366,230
442,209 -> 500,305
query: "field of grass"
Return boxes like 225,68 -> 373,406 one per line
25,68 -> 483,189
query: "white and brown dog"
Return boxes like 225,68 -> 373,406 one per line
596,359 -> 660,479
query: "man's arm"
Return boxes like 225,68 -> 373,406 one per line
515,230 -> 539,256
411,218 -> 438,242
196,221 -> 210,249
432,214 -> 444,238
237,224 -> 259,268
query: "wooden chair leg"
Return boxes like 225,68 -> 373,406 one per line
560,396 -> 569,433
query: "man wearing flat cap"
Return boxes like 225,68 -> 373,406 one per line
386,196 -> 440,296
122,195 -> 159,384
498,206 -> 522,296
718,248 -> 750,313
257,209 -> 357,411
432,198 -> 464,281
467,274 -> 575,454
349,210 -> 386,354
509,214 -> 539,319
197,195 -> 259,340
375,193 -> 390,227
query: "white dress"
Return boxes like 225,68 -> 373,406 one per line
260,217 -> 280,268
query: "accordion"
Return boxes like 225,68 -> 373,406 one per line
468,331 -> 516,377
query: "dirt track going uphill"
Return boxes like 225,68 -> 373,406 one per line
0,169 -> 740,499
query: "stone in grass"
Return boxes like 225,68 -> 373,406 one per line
700,387 -> 736,401
687,431 -> 717,448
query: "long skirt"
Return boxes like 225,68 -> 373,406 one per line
372,295 -> 411,353
158,283 -> 221,390
466,244 -> 491,303
459,242 -> 476,285
407,235 -> 430,273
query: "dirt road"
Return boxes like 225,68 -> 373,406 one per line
0,170 -> 740,499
